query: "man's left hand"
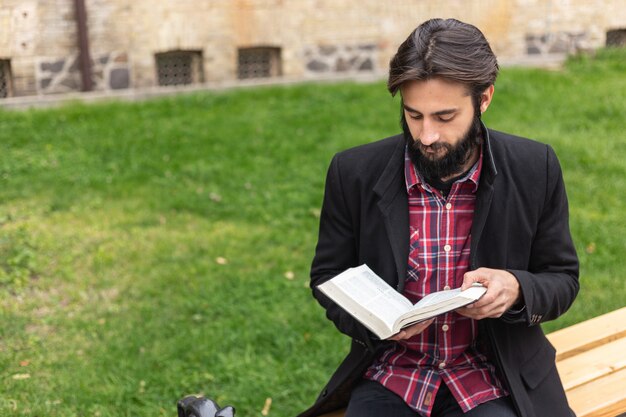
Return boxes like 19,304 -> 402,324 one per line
456,268 -> 521,320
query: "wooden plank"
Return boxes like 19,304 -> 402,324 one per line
566,367 -> 626,417
556,336 -> 626,390
547,307 -> 626,361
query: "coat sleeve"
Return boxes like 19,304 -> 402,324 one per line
310,154 -> 375,347
506,144 -> 580,325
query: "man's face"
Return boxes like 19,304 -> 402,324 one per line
401,78 -> 492,180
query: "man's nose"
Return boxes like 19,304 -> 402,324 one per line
420,120 -> 440,146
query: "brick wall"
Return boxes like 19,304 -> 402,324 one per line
0,0 -> 624,97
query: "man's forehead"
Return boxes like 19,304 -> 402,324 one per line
400,79 -> 473,113
399,77 -> 472,97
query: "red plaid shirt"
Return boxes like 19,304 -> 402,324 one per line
365,147 -> 507,416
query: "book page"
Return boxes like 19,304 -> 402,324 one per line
322,265 -> 412,326
412,288 -> 463,309
396,286 -> 487,330
411,285 -> 485,310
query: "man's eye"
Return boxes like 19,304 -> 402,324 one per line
409,114 -> 422,120
438,115 -> 454,122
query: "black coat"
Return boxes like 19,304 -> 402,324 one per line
299,128 -> 579,417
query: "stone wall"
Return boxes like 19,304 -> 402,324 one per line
304,44 -> 377,74
36,51 -> 129,94
0,0 -> 624,97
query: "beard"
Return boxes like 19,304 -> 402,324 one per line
404,113 -> 483,181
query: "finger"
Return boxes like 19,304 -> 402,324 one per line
405,319 -> 435,337
389,330 -> 406,341
461,272 -> 478,290
389,319 -> 435,340
457,306 -> 478,318
458,301 -> 500,319
461,268 -> 489,290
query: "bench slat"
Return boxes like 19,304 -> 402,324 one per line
556,335 -> 626,390
567,367 -> 626,417
547,307 -> 626,361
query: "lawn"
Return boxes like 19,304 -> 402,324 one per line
1,48 -> 625,417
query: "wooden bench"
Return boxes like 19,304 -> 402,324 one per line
547,307 -> 626,417
319,307 -> 626,417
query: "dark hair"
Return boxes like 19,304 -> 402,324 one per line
388,18 -> 499,102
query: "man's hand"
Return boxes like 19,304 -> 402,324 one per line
388,318 -> 435,341
457,268 -> 521,320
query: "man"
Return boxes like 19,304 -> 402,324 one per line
299,18 -> 579,417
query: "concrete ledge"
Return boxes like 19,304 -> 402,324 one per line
0,71 -> 386,111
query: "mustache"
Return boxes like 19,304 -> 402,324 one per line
412,141 -> 450,153
402,117 -> 451,153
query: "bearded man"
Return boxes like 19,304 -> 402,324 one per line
300,18 -> 579,417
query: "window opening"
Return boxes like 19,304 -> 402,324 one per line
155,50 -> 204,86
606,29 -> 626,47
0,59 -> 13,98
238,47 -> 281,79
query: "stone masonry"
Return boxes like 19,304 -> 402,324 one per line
0,0 -> 624,97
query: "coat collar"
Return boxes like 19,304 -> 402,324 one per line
481,122 -> 498,186
373,136 -> 409,291
471,123 -> 497,267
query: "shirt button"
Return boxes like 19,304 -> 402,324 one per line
444,285 -> 451,290
444,244 -> 451,252
439,362 -> 446,369
445,203 -> 452,210
442,324 -> 449,332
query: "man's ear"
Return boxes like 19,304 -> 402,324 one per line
480,84 -> 495,114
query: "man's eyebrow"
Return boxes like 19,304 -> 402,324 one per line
403,104 -> 458,116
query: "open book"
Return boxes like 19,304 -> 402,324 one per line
317,264 -> 487,339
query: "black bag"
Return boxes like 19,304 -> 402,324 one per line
177,395 -> 235,417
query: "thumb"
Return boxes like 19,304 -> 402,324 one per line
461,269 -> 486,290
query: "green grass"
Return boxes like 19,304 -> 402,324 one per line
1,48 -> 625,416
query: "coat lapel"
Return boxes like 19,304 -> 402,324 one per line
471,126 -> 497,265
373,138 -> 410,292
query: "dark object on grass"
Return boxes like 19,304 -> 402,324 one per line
177,395 -> 235,417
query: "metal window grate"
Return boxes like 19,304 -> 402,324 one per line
606,29 -> 626,47
155,50 -> 204,87
0,59 -> 13,98
238,47 -> 281,79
